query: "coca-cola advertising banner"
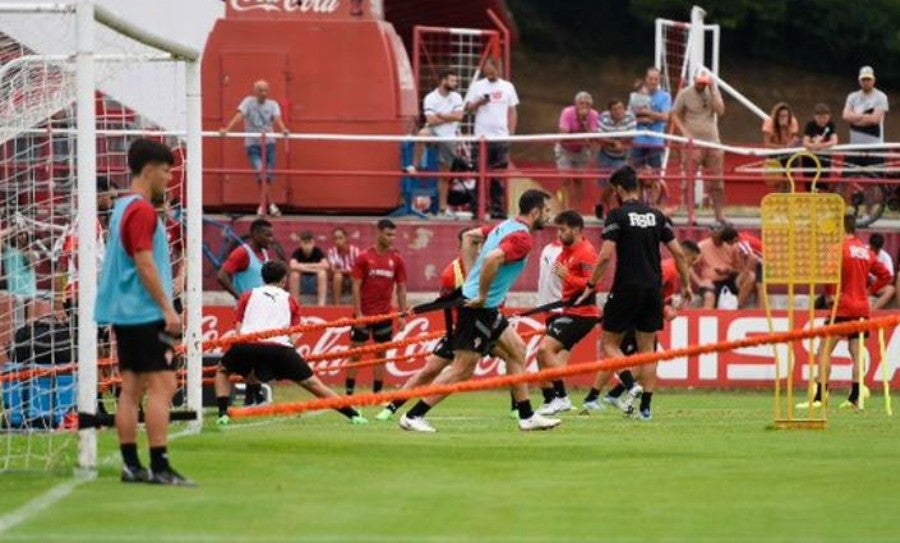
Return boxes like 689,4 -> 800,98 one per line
227,0 -> 382,20
202,307 -> 900,389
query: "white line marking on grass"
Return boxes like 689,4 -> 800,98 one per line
0,427 -> 196,537
0,534 -> 599,542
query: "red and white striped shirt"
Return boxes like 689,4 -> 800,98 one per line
327,244 -> 360,274
235,285 -> 302,347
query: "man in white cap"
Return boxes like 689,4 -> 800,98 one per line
843,66 -> 889,164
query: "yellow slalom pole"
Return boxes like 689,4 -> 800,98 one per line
762,284 -> 782,422
857,330 -> 866,410
878,327 -> 892,416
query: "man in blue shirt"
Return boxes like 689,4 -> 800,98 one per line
399,189 -> 562,432
629,67 -> 672,204
96,139 -> 192,486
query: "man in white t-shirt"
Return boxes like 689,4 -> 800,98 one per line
464,58 -> 519,218
537,240 -> 563,310
407,69 -> 464,210
215,261 -> 367,426
220,80 -> 291,217
843,66 -> 889,218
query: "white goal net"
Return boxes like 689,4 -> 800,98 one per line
0,1 -> 202,474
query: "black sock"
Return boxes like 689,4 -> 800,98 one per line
516,400 -> 534,420
149,446 -> 169,473
373,380 -> 383,394
388,400 -> 406,413
813,381 -> 823,402
640,392 -> 653,412
584,388 -> 601,403
216,396 -> 230,417
244,383 -> 261,406
345,378 -> 356,396
552,380 -> 567,399
607,384 -> 626,398
541,387 -> 555,404
618,370 -> 635,390
407,400 -> 432,419
120,443 -> 141,469
510,392 -> 517,411
848,382 -> 860,403
337,407 -> 358,419
96,392 -> 108,414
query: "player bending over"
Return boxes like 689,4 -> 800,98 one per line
398,190 -> 560,433
578,166 -> 693,422
216,261 -> 368,425
798,214 -> 891,410
584,240 -> 700,416
535,211 -> 600,416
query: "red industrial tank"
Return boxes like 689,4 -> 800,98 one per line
203,0 -> 418,213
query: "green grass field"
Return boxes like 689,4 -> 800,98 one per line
1,391 -> 897,543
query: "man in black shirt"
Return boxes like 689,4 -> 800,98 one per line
289,231 -> 329,306
580,166 -> 693,420
802,103 -> 838,190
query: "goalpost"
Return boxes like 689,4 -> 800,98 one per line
0,0 -> 203,475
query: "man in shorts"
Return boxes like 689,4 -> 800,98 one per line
347,219 -> 408,395
216,261 -> 367,425
578,166 -> 693,421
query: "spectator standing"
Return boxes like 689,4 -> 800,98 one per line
842,66 -> 889,170
555,91 -> 599,211
629,68 -> 671,172
762,102 -> 801,192
802,103 -> 839,189
407,69 -> 464,211
464,58 -> 519,219
597,98 -> 637,215
289,231 -> 329,307
695,223 -> 741,309
327,227 -> 360,305
220,80 -> 290,218
347,219 -> 408,396
672,73 -> 727,224
868,233 -> 896,310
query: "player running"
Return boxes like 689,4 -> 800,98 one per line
216,261 -> 368,425
798,214 -> 891,410
583,239 -> 701,415
535,211 -> 600,416
398,190 -> 559,432
578,166 -> 693,421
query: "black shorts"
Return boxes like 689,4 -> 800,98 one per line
603,288 -> 664,334
351,320 -> 393,344
453,307 -> 509,356
432,336 -> 456,361
222,343 -> 314,383
830,316 -> 870,340
112,321 -> 175,373
619,329 -> 658,356
547,315 -> 598,351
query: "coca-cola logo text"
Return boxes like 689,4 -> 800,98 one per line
230,0 -> 341,14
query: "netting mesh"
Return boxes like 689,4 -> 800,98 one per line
0,7 -> 189,472
658,22 -> 689,96
413,28 -> 500,136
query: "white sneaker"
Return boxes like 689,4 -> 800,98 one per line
268,203 -> 282,217
537,397 -> 573,416
618,384 -> 643,415
404,165 -> 417,174
518,413 -> 561,431
399,414 -> 436,433
256,205 -> 266,216
582,400 -> 606,412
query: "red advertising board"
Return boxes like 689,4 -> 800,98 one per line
203,306 -> 900,389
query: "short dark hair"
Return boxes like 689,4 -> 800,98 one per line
261,260 -> 288,285
300,231 -> 314,242
439,68 -> 457,81
97,176 -> 116,193
681,239 -> 701,255
553,210 -> 584,229
844,213 -> 857,234
377,219 -> 396,231
127,138 -> 175,176
332,227 -> 347,236
518,189 -> 551,215
250,218 -> 273,235
609,166 -> 639,192
869,232 -> 885,250
717,225 -> 739,243
607,98 -> 624,109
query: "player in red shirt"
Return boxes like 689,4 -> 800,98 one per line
216,219 -> 275,300
534,211 -> 599,416
583,240 -> 701,415
216,261 -> 367,425
736,230 -> 763,308
800,214 -> 892,410
346,219 -> 408,396
375,229 -> 483,420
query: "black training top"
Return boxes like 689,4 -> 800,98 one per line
601,200 -> 675,292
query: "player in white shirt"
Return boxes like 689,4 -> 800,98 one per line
407,69 -> 464,211
215,261 -> 367,425
868,232 -> 896,310
464,58 -> 519,218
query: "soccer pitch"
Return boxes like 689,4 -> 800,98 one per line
1,391 -> 897,543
